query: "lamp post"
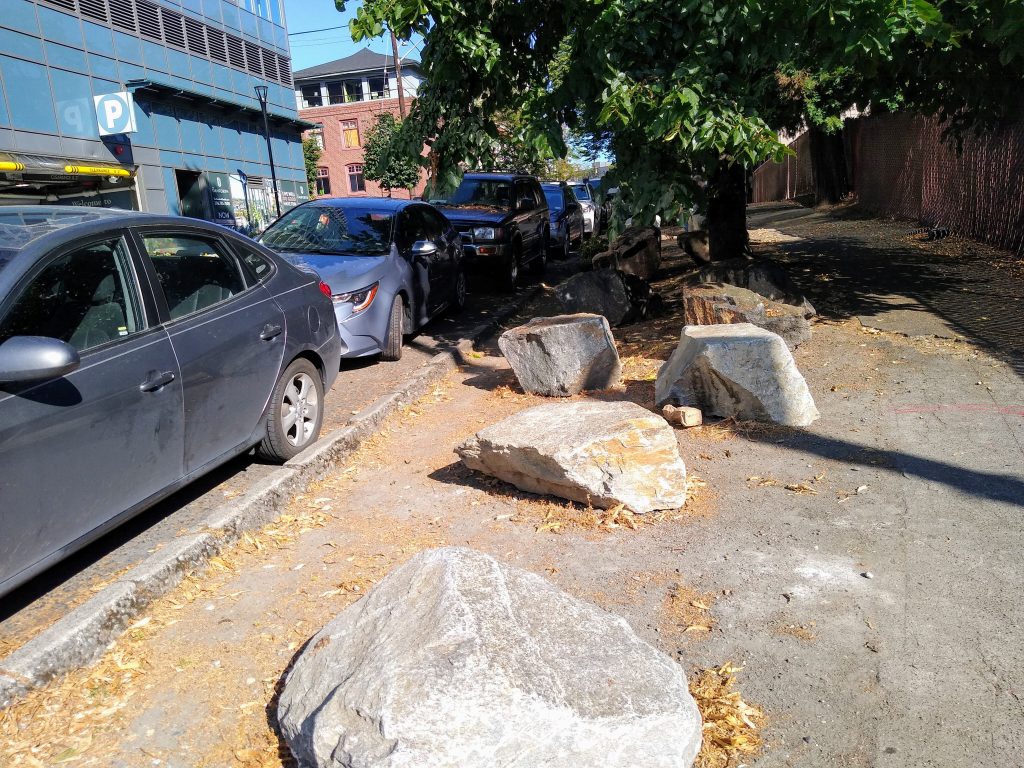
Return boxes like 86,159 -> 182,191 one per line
254,85 -> 281,220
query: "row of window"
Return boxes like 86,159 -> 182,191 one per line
35,0 -> 293,86
0,231 -> 273,355
299,77 -> 392,109
315,164 -> 364,195
307,120 -> 361,153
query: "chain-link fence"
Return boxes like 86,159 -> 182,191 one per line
752,113 -> 1024,256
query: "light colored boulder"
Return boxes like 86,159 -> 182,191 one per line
278,547 -> 702,768
498,314 -> 622,397
457,400 -> 687,513
656,323 -> 819,426
554,268 -> 632,326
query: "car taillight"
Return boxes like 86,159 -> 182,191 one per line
318,280 -> 331,298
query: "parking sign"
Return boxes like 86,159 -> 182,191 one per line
94,92 -> 137,136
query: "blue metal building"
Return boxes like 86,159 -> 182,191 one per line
0,0 -> 309,231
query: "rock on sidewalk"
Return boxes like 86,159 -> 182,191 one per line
457,400 -> 687,513
592,225 -> 662,280
684,283 -> 812,349
498,314 -> 622,396
554,268 -> 632,326
656,323 -> 819,426
277,547 -> 703,768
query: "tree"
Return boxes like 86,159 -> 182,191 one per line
362,113 -> 422,196
339,0 -> 1024,256
302,136 -> 322,196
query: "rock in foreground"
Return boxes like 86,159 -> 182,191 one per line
656,323 -> 819,426
278,547 -> 703,768
458,400 -> 687,513
498,314 -> 621,396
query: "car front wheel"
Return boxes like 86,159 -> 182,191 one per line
500,244 -> 520,293
381,295 -> 405,361
257,358 -> 324,462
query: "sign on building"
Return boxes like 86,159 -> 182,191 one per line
94,92 -> 138,136
207,172 -> 236,226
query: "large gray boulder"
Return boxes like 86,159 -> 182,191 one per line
278,547 -> 703,768
656,323 -> 819,426
683,282 -> 812,348
457,400 -> 687,513
554,268 -> 632,326
592,225 -> 662,280
696,258 -> 816,317
498,314 -> 622,396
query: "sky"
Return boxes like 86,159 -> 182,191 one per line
282,0 -> 422,73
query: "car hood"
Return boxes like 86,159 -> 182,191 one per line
436,205 -> 510,226
277,252 -> 388,291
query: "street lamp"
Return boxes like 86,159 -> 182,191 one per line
254,85 -> 281,219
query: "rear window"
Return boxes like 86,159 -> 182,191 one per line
542,187 -> 564,210
569,184 -> 592,201
260,205 -> 393,256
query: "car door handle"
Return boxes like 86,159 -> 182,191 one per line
260,323 -> 283,341
139,370 -> 176,392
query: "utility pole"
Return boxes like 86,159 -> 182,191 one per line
390,28 -> 406,118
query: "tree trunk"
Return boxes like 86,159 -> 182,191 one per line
808,125 -> 849,205
706,162 -> 749,261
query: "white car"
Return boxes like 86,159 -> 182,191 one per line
567,181 -> 600,237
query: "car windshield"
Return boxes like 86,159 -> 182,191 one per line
260,205 -> 393,256
0,211 -> 110,266
446,179 -> 513,209
542,187 -> 564,212
569,184 -> 592,201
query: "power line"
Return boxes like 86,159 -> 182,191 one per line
288,24 -> 346,37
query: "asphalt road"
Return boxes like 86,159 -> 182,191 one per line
0,258 -> 578,657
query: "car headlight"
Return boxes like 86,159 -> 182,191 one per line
332,281 -> 379,314
471,226 -> 503,241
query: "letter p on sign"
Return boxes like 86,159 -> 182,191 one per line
94,92 -> 138,136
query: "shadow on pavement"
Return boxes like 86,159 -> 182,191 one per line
744,428 -> 1024,508
753,206 -> 1024,378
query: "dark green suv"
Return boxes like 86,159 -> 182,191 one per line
436,173 -> 549,291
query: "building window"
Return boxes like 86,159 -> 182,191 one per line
301,84 -> 322,108
348,164 -> 365,193
341,120 -> 360,148
316,167 -> 331,196
368,76 -> 390,100
308,123 -> 324,150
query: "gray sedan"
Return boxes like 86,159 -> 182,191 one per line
258,198 -> 466,361
0,207 -> 340,597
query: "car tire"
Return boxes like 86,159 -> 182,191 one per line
257,358 -> 324,462
500,243 -> 520,293
381,295 -> 404,361
451,267 -> 468,313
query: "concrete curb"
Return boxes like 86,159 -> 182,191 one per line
0,288 -> 540,710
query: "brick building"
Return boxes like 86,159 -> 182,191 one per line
294,48 -> 426,199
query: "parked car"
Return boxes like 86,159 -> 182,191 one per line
567,180 -> 601,237
541,181 -> 584,259
0,207 -> 341,597
436,173 -> 549,292
258,198 -> 466,362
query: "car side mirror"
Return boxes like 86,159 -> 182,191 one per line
0,336 -> 81,383
518,197 -> 535,212
411,240 -> 438,261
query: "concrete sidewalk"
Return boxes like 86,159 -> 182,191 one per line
1,210 -> 1022,766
